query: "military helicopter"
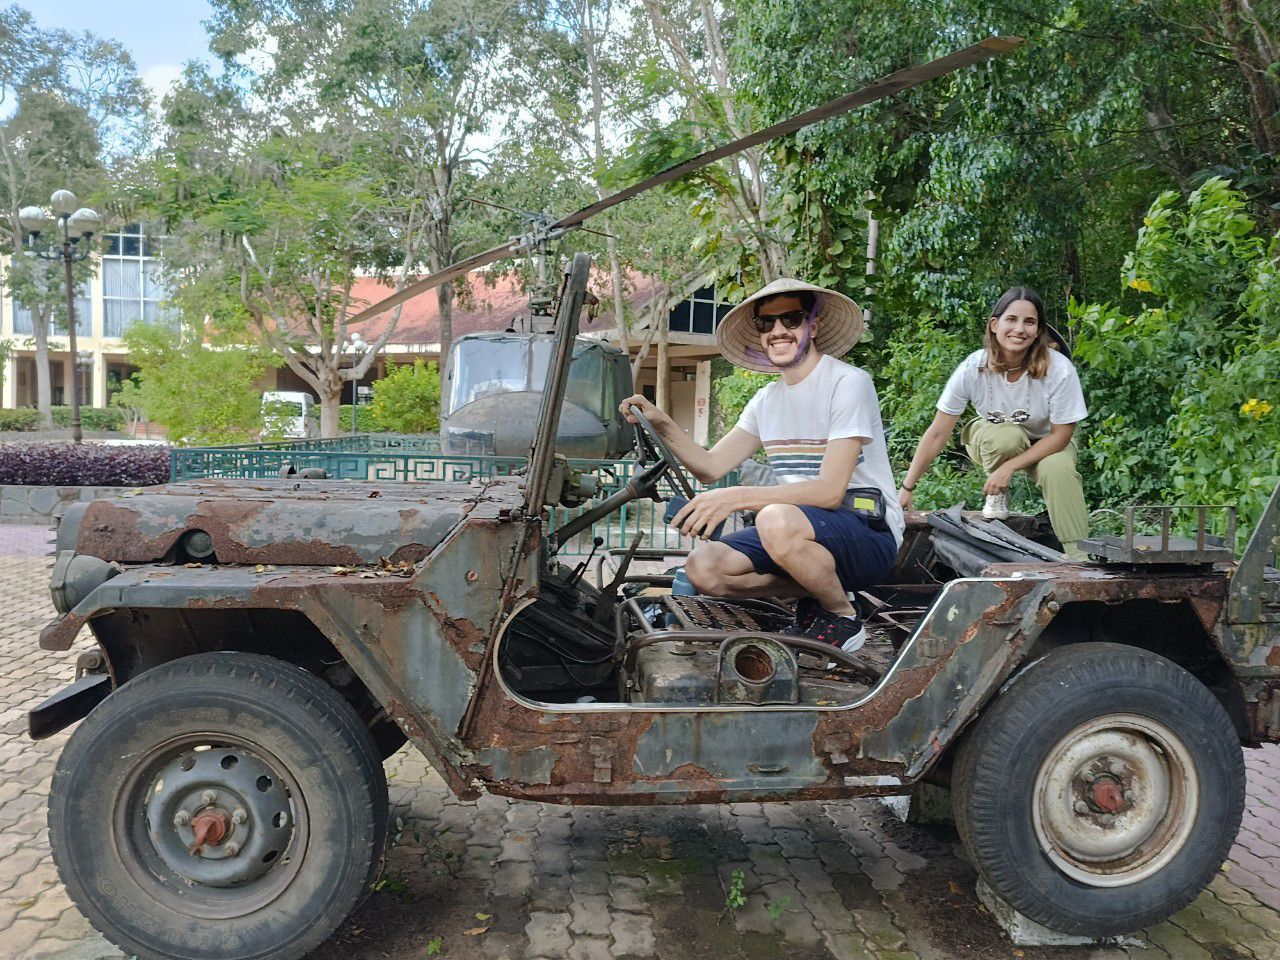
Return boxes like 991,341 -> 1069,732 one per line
347,37 -> 1025,457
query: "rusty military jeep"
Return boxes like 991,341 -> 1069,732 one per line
30,255 -> 1280,959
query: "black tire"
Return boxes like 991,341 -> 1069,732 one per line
49,652 -> 389,960
953,642 -> 1244,937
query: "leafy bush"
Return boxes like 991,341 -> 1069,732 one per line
0,443 -> 169,486
0,409 -> 41,432
368,360 -> 441,434
1074,177 -> 1280,530
51,406 -> 126,432
123,321 -> 282,446
339,404 -> 386,433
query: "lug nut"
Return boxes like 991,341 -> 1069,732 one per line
224,842 -> 240,856
1073,800 -> 1089,814
232,808 -> 248,824
200,790 -> 217,806
173,810 -> 191,827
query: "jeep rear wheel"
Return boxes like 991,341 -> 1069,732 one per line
953,642 -> 1244,937
49,652 -> 388,960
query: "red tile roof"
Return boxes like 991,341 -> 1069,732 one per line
347,268 -> 665,345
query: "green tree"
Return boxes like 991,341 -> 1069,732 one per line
0,9 -> 147,426
1074,177 -> 1279,527
368,359 -> 441,434
203,0 -> 532,413
122,321 -> 281,446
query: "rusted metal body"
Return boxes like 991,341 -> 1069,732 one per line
35,485 -> 1280,805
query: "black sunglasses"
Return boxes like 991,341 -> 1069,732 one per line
752,309 -> 809,333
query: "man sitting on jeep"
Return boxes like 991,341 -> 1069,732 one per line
619,278 -> 904,652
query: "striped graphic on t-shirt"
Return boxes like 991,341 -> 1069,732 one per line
763,438 -> 864,481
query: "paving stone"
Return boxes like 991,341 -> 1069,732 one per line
568,894 -> 611,936
565,936 -> 613,960
608,912 -> 656,957
851,907 -> 906,950
822,931 -> 876,960
523,912 -> 572,957
610,874 -> 649,912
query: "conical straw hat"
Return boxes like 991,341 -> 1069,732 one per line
715,278 -> 864,374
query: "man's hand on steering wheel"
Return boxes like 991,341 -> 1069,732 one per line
618,394 -> 697,500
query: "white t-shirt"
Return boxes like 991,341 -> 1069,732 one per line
736,354 -> 906,546
937,349 -> 1088,438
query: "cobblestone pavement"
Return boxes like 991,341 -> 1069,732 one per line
1,523 -> 1279,960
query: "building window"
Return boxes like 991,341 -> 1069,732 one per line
668,285 -> 731,335
103,223 -> 173,337
12,285 -> 91,337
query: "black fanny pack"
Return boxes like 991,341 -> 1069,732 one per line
842,487 -> 890,532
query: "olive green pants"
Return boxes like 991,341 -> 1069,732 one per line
961,420 -> 1090,546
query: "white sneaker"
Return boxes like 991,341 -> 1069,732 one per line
982,493 -> 1009,520
840,627 -> 867,653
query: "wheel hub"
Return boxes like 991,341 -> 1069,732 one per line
1086,773 -> 1126,814
1033,714 -> 1198,887
144,746 -> 294,888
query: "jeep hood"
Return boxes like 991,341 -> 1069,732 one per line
56,477 -> 517,567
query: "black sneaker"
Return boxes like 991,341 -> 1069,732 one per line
788,596 -> 823,634
800,610 -> 868,653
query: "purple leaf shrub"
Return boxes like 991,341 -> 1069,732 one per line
0,443 -> 169,487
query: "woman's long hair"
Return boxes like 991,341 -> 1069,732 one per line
981,286 -> 1051,379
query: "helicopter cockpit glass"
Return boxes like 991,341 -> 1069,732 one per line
446,337 -> 531,413
528,338 -> 607,419
442,333 -> 627,459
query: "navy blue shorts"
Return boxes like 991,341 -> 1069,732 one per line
721,506 -> 898,591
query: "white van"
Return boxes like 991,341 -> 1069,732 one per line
261,391 -> 317,439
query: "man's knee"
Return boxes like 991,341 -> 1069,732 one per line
684,544 -> 732,594
754,503 -> 809,555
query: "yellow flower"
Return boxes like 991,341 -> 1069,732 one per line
1128,278 -> 1153,292
1241,399 -> 1272,419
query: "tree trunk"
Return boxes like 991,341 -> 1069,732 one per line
436,280 -> 455,383
33,307 -> 52,429
656,312 -> 670,414
1221,0 -> 1280,158
318,387 -> 342,438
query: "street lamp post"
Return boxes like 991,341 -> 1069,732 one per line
348,332 -> 368,436
18,191 -> 102,443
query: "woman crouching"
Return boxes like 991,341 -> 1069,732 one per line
897,286 -> 1090,553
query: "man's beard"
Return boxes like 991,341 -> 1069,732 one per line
772,321 -> 814,369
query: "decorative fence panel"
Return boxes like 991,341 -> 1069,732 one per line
170,436 -> 741,557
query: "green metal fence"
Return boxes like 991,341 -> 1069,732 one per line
170,435 -> 740,556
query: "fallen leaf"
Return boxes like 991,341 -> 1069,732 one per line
183,562 -> 203,568
475,912 -> 492,921
368,490 -> 381,498
948,880 -> 963,895
255,564 -> 266,573
1013,950 -> 1024,958
462,927 -> 488,936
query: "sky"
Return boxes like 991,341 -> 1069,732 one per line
25,0 -> 215,102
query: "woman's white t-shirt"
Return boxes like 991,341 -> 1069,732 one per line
937,349 -> 1088,438
736,354 -> 905,546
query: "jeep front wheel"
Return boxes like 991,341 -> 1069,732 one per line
953,642 -> 1244,937
49,652 -> 389,960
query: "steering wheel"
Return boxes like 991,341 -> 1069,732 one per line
629,405 -> 697,500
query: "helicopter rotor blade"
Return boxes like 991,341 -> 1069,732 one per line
553,36 -> 1023,232
347,37 -> 1023,326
